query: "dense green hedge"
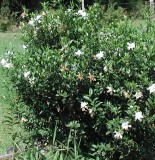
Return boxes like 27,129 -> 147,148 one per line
1,3 -> 155,159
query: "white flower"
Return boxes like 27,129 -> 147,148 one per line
127,42 -> 135,50
1,59 -> 7,66
75,50 -> 84,56
40,149 -> 45,155
114,131 -> 123,139
147,83 -> 155,94
66,9 -> 72,13
21,117 -> 28,123
104,66 -> 108,72
28,15 -> 42,26
123,91 -> 130,98
106,86 -> 115,95
4,51 -> 13,55
88,108 -> 93,117
35,15 -> 42,23
135,111 -> 144,121
28,18 -> 35,26
36,15 -> 42,20
134,91 -> 143,99
1,59 -> 13,68
81,102 -> 88,108
24,71 -> 31,78
4,63 -> 13,68
96,51 -> 104,59
121,121 -> 131,130
77,10 -> 88,18
81,102 -> 88,111
88,108 -> 93,114
22,45 -> 27,49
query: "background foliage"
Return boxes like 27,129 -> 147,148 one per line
0,0 -> 150,17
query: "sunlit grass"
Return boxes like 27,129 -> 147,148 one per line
0,32 -> 22,155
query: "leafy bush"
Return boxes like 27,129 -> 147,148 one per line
129,1 -> 149,19
0,17 -> 12,32
0,16 -> 20,32
102,2 -> 125,23
0,0 -> 11,17
0,22 -> 9,32
2,3 -> 155,159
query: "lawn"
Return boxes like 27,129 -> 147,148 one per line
0,32 -> 22,155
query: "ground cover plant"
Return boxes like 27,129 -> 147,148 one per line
1,3 -> 155,160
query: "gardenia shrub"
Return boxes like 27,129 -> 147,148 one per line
2,3 -> 155,159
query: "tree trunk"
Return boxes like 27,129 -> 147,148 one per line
82,0 -> 85,10
150,0 -> 154,12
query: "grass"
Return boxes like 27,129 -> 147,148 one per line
0,32 -> 22,155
